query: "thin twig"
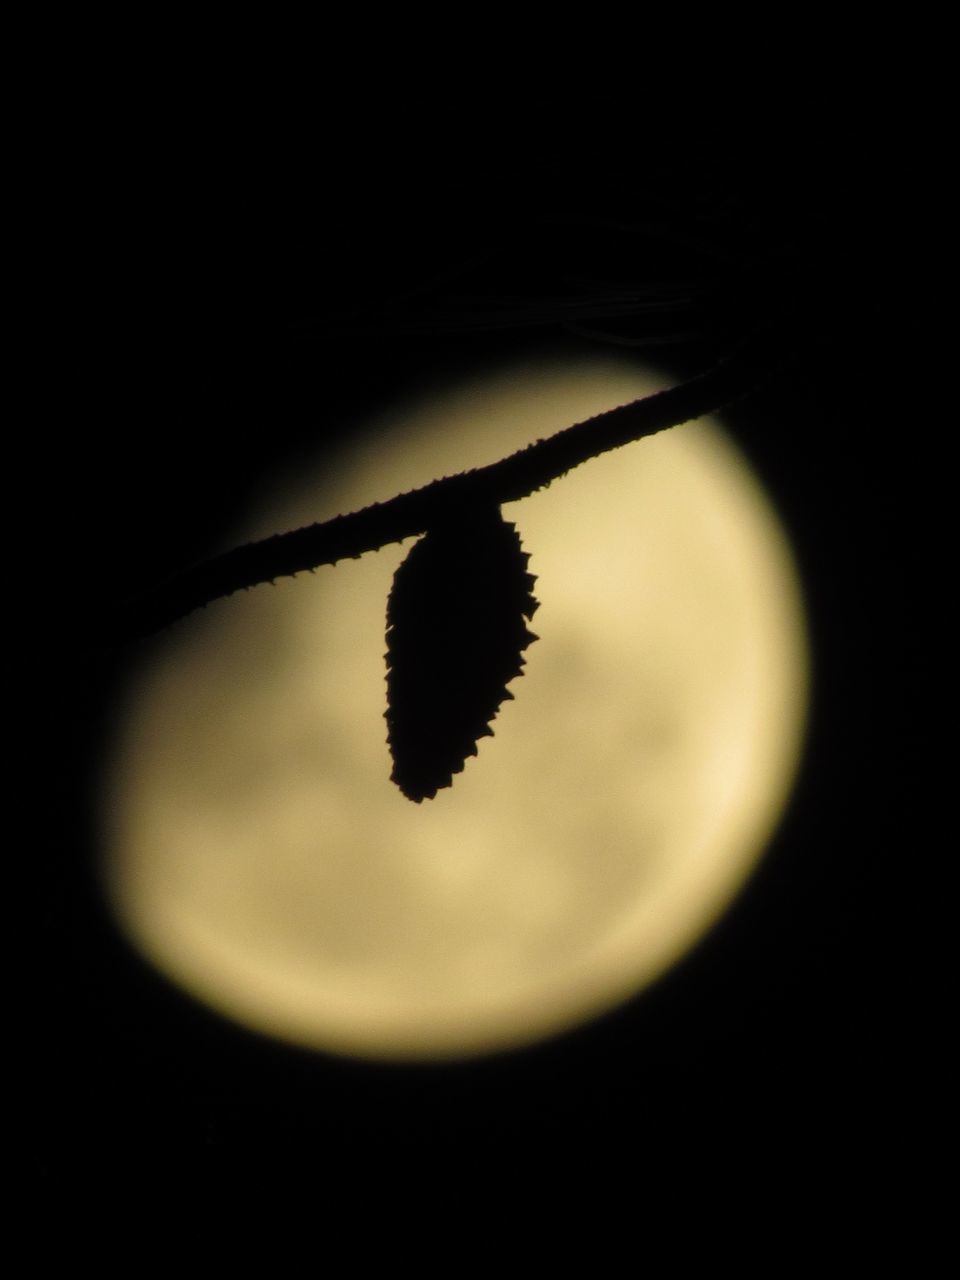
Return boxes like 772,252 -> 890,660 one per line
113,322 -> 796,641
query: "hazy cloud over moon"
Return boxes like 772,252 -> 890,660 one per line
102,356 -> 808,1061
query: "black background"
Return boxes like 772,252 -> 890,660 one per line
33,69 -> 926,1203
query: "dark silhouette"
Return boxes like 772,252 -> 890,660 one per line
385,505 -> 539,800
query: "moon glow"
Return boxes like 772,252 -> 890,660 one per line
101,356 -> 808,1061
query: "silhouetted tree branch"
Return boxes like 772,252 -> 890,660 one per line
112,318 -> 798,642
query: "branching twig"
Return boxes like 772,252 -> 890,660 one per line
113,321 -> 797,641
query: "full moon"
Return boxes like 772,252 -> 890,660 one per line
101,356 -> 808,1061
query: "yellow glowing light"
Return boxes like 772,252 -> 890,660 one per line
101,356 -> 808,1061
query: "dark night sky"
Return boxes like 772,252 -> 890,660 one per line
33,71 -> 928,1202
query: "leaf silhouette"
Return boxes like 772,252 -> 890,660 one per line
384,504 -> 539,801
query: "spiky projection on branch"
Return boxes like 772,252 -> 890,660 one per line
384,505 -> 539,801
